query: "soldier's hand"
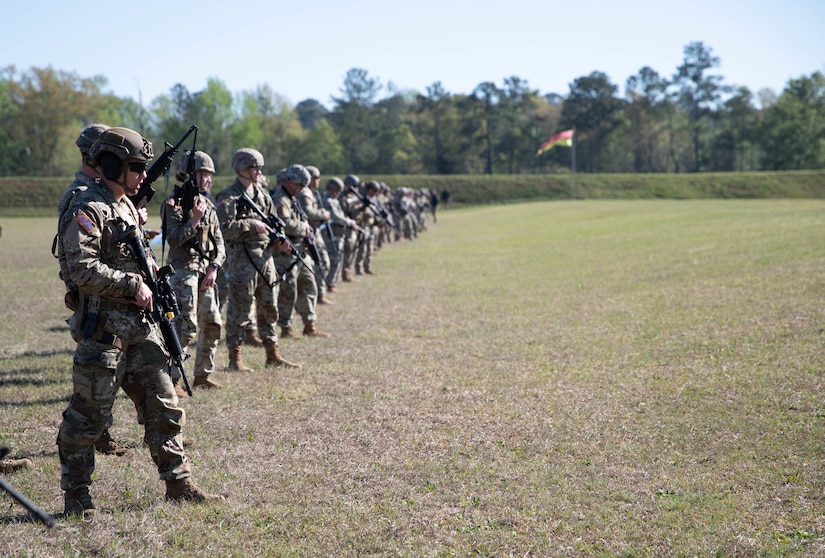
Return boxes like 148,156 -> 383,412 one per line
134,282 -> 154,311
191,197 -> 206,222
201,266 -> 217,290
254,220 -> 272,235
277,238 -> 292,254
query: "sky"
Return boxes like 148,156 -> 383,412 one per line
4,0 -> 824,110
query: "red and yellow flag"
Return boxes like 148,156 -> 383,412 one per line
536,129 -> 574,156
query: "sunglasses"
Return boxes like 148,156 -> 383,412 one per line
128,161 -> 148,173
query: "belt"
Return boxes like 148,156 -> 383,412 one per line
97,299 -> 141,313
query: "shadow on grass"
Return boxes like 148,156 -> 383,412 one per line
0,395 -> 70,408
0,349 -> 73,360
0,375 -> 67,388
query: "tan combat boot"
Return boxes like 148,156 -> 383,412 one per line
342,270 -> 352,282
94,428 -> 132,456
244,329 -> 264,347
265,344 -> 301,368
280,326 -> 300,339
0,457 -> 32,475
165,477 -> 224,503
193,375 -> 222,389
227,346 -> 253,372
303,322 -> 331,338
171,377 -> 188,398
64,487 -> 95,518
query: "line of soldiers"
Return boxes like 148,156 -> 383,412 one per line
3,123 -> 437,518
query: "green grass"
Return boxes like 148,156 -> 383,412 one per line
1,200 -> 824,556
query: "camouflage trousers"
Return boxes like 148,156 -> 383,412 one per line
312,228 -> 331,300
225,257 -> 279,349
355,228 -> 375,273
171,269 -> 222,376
57,311 -> 190,491
275,253 -> 317,328
341,229 -> 359,277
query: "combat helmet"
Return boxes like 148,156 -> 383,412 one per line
231,148 -> 264,173
89,127 -> 153,163
76,123 -> 110,155
343,174 -> 360,188
326,177 -> 344,192
285,164 -> 311,187
175,150 -> 215,182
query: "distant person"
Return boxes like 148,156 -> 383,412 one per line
440,189 -> 452,208
429,188 -> 439,224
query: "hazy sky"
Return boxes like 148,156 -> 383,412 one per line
5,0 -> 824,109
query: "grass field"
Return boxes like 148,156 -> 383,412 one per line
1,200 -> 824,557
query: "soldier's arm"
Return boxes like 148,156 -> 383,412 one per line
62,206 -> 143,300
162,197 -> 198,249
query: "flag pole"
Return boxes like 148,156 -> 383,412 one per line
571,127 -> 576,200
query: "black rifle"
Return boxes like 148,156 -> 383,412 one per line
129,124 -> 198,208
168,131 -> 207,260
119,225 -> 193,396
346,185 -> 395,229
0,448 -> 55,527
237,191 -> 313,274
315,190 -> 339,257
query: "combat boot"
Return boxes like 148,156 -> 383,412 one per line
165,477 -> 224,503
193,375 -> 222,389
244,329 -> 264,347
227,346 -> 253,372
342,270 -> 352,282
64,487 -> 95,518
94,428 -> 131,456
303,322 -> 331,338
0,457 -> 32,475
280,326 -> 300,339
172,377 -> 188,398
265,344 -> 301,368
318,296 -> 336,305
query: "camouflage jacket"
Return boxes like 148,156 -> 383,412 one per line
271,186 -> 307,244
296,187 -> 326,230
60,179 -> 146,302
161,190 -> 225,274
56,171 -> 99,292
215,179 -> 276,269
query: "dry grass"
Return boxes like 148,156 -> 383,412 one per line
1,199 -> 824,557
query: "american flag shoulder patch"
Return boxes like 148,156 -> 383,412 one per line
75,212 -> 97,234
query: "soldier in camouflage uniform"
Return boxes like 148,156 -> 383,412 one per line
354,180 -> 380,276
215,148 -> 299,371
339,174 -> 366,282
296,165 -> 333,305
58,127 -> 221,517
273,164 -> 331,338
161,150 -> 225,393
321,177 -> 355,291
54,123 -> 131,457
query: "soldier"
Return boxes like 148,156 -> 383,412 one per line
215,148 -> 299,371
54,123 -> 131,458
339,174 -> 365,282
297,165 -> 333,305
321,177 -> 356,291
161,150 -> 225,394
273,164 -> 331,338
354,180 -> 380,276
58,127 -> 221,517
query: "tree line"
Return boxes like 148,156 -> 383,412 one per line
1,41 -> 823,178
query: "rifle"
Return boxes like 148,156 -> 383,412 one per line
315,190 -> 339,257
0,448 -> 55,527
237,192 -> 313,275
119,225 -> 193,397
168,131 -> 207,260
129,124 -> 198,208
345,185 -> 395,229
